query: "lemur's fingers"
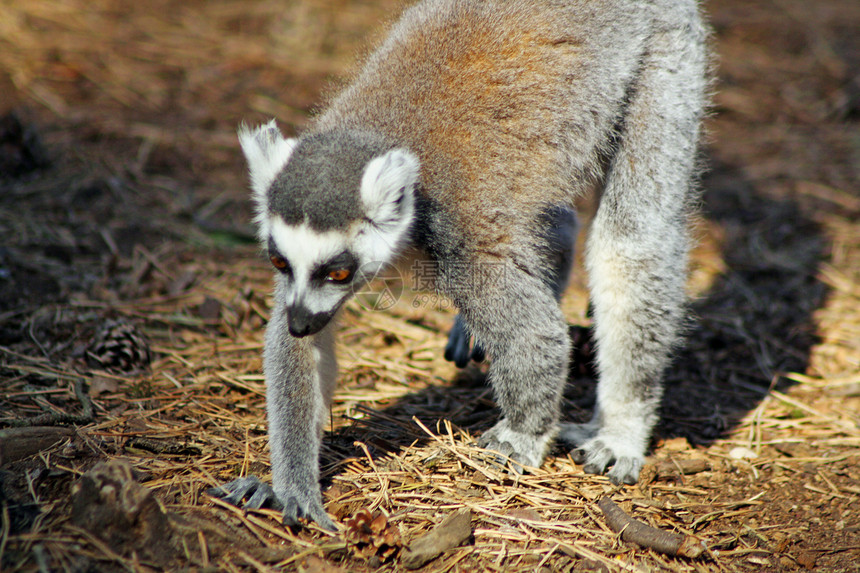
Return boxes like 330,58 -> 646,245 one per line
470,341 -> 486,363
282,494 -> 337,531
207,476 -> 283,511
569,436 -> 643,485
477,439 -> 525,475
245,481 -> 281,510
444,314 -> 472,367
445,313 -> 488,367
477,419 -> 553,473
607,457 -> 643,486
209,476 -> 337,530
560,423 -> 643,484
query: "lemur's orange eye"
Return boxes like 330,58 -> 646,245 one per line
270,256 -> 288,270
327,269 -> 350,282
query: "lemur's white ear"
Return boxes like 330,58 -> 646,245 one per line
360,148 -> 419,231
358,148 -> 419,265
238,120 -> 297,235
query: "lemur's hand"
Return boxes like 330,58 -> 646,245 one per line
444,314 -> 486,368
208,476 -> 336,531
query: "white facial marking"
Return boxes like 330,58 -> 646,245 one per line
260,148 -> 421,316
268,217 -> 350,313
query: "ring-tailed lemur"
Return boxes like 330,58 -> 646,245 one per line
209,0 -> 710,530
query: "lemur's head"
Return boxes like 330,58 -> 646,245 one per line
239,121 -> 419,337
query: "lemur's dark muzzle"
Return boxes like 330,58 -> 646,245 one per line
287,305 -> 331,337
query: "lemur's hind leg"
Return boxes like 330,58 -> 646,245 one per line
559,9 -> 708,485
444,207 -> 577,368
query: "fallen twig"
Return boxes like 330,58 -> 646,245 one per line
0,426 -> 75,465
642,458 -> 711,483
124,437 -> 202,456
597,497 -> 705,558
8,379 -> 94,427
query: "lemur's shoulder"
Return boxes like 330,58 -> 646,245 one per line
315,0 -> 652,214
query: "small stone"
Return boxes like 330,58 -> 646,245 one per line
661,437 -> 692,451
506,508 -> 543,522
198,297 -> 222,321
89,375 -> 119,396
729,446 -> 758,460
796,551 -> 817,570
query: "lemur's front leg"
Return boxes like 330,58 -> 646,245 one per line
449,251 -> 570,471
209,290 -> 336,530
444,207 -> 577,369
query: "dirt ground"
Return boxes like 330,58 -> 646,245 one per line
1,0 -> 858,571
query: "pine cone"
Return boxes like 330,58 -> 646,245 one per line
86,319 -> 151,372
344,508 -> 401,562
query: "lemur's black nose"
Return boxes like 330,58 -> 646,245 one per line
288,323 -> 311,338
287,305 -> 329,337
